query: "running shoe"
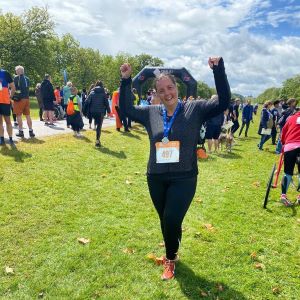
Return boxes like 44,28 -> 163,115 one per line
280,194 -> 293,207
161,258 -> 176,280
29,130 -> 35,138
16,131 -> 24,138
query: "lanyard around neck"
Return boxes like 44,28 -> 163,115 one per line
162,102 -> 181,143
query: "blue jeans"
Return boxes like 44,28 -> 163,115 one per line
259,134 -> 271,150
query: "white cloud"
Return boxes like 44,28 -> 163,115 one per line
1,0 -> 300,96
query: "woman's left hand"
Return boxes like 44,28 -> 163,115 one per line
208,57 -> 222,69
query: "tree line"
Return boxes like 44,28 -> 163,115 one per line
256,75 -> 300,103
0,7 -> 215,98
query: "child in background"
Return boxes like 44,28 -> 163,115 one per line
67,86 -> 84,137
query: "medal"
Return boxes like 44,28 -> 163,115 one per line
162,137 -> 169,144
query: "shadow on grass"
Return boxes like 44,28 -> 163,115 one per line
20,137 -> 45,144
0,145 -> 32,162
176,262 -> 247,300
77,136 -> 92,143
216,152 -> 242,159
131,127 -> 147,135
121,131 -> 141,140
96,146 -> 127,159
102,130 -> 112,134
47,125 -> 65,131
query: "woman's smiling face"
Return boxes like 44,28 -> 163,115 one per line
155,76 -> 178,110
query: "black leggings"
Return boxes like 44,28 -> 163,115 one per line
284,147 -> 300,175
147,175 -> 197,260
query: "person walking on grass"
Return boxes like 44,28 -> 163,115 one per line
0,68 -> 16,146
279,109 -> 300,207
238,99 -> 253,137
257,101 -> 273,150
13,65 -> 35,138
86,80 -> 111,147
119,57 -> 230,280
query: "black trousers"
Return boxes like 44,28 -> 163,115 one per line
239,121 -> 250,137
231,120 -> 240,135
284,147 -> 300,175
147,175 -> 197,260
91,113 -> 105,140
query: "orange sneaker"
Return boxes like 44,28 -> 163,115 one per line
161,259 -> 176,280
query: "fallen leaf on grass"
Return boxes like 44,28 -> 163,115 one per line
181,227 -> 187,232
134,171 -> 141,175
195,198 -> 203,203
254,262 -> 265,270
250,252 -> 257,260
38,292 -> 44,298
123,248 -> 135,254
5,266 -> 14,275
200,290 -> 208,297
125,180 -> 132,185
146,253 -> 156,261
216,284 -> 224,292
158,242 -> 165,247
101,174 -> 107,178
297,219 -> 300,224
272,287 -> 281,294
194,232 -> 201,238
252,181 -> 260,187
204,223 -> 215,231
77,238 -> 90,245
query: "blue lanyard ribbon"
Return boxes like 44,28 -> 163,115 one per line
163,102 -> 181,139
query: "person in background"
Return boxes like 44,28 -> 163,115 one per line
87,80 -> 111,147
40,74 -> 55,126
230,98 -> 240,136
257,101 -> 273,150
13,65 -> 35,138
54,86 -> 62,105
62,81 -> 72,113
271,100 -> 280,145
205,95 -> 224,153
67,86 -> 84,137
35,83 -> 43,121
119,57 -> 230,280
0,67 -> 16,146
253,103 -> 258,115
238,99 -> 253,137
87,83 -> 95,129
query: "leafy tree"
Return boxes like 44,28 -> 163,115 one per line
256,87 -> 281,103
280,75 -> 300,100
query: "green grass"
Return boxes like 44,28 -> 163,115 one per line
0,115 -> 299,299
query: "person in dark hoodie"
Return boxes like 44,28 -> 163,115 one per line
86,80 -> 111,147
40,74 -> 55,126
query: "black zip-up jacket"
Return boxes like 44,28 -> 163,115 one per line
87,86 -> 111,115
40,79 -> 55,103
119,58 -> 231,176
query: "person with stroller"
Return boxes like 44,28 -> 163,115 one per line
119,57 -> 230,280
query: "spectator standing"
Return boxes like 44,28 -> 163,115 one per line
62,81 -> 72,112
40,74 -> 55,126
0,67 -> 16,146
35,83 -> 43,121
271,100 -> 280,145
13,65 -> 35,138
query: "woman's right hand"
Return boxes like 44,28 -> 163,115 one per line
120,63 -> 132,79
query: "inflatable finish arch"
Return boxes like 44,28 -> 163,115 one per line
132,67 -> 197,99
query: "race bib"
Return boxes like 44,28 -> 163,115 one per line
155,141 -> 180,164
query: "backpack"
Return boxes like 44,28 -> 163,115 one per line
66,95 -> 76,115
82,98 -> 90,117
267,116 -> 274,129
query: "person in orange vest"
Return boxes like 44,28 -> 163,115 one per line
0,68 -> 16,146
111,89 -> 122,131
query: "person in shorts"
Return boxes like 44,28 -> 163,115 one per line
13,65 -> 35,138
0,68 -> 16,146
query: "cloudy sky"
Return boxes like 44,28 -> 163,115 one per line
1,0 -> 300,96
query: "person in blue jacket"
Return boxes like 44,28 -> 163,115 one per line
257,101 -> 273,150
238,99 -> 253,137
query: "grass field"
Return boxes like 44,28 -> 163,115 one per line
0,112 -> 299,299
